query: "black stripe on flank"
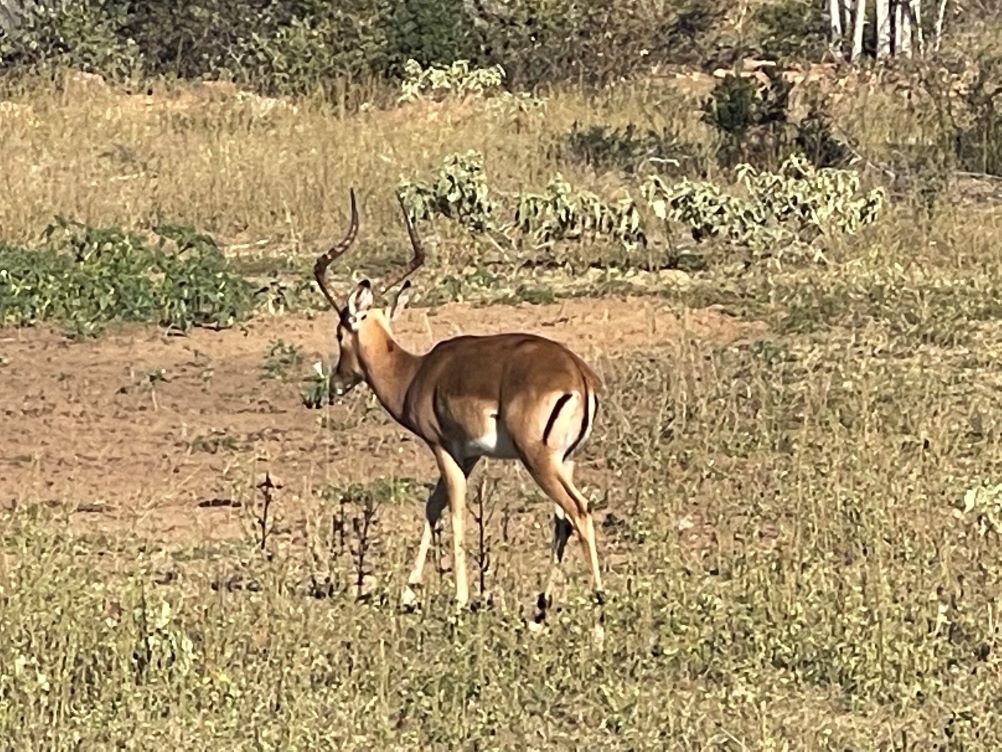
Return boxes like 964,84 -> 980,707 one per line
563,390 -> 592,462
543,394 -> 573,446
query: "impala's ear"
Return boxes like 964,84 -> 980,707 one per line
386,280 -> 413,321
346,280 -> 374,316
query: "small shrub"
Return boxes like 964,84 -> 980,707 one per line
794,108 -> 852,168
262,339 -> 304,380
513,175 -> 645,249
643,153 -> 886,260
701,71 -> 793,168
0,219 -> 255,336
302,361 -> 332,409
397,58 -> 505,103
398,150 -> 496,234
0,0 -> 142,79
383,0 -> 479,73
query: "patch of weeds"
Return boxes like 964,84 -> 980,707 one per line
117,367 -> 169,410
261,338 -> 304,380
188,429 -> 241,454
496,284 -> 557,306
301,361 -> 332,409
553,121 -> 697,175
773,271 -> 1002,346
322,477 -> 423,508
794,108 -> 852,168
0,219 -> 256,336
254,272 -> 317,315
419,267 -> 503,306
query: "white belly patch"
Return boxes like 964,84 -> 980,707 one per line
465,412 -> 519,459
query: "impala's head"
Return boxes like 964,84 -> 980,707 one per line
314,189 -> 424,396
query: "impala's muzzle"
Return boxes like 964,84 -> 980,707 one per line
329,370 -> 362,398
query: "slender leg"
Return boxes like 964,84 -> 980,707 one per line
534,505 -> 573,621
401,481 -> 447,609
560,475 -> 603,598
402,456 -> 479,609
523,454 -> 604,602
432,447 -> 473,608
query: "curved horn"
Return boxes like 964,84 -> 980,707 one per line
381,192 -> 427,294
314,188 -> 359,312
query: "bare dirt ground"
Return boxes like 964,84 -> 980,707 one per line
0,296 -> 766,551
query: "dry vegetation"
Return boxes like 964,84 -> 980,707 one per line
2,60 -> 1002,750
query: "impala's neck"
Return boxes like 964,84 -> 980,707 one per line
357,320 -> 421,425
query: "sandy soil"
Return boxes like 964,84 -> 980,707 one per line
0,296 -> 766,550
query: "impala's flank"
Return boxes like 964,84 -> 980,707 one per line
315,189 -> 605,623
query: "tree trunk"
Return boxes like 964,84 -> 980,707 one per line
896,1 -> 911,57
851,0 -> 867,61
829,0 -> 844,43
875,0 -> 892,58
934,0 -> 948,52
911,0 -> 924,56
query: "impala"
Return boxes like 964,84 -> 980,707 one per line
315,189 -> 605,623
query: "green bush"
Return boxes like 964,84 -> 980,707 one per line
702,71 -> 793,168
753,0 -> 828,61
383,0 -> 479,74
0,0 -> 141,79
471,0 -> 726,87
0,220 -> 256,336
0,0 -> 729,92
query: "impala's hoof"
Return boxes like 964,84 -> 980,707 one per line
400,584 -> 421,612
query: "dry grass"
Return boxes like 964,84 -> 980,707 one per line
3,67 -> 1002,749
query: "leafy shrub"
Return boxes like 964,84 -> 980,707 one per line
642,153 -> 886,259
470,0 -> 727,87
951,56 -> 1002,176
399,150 -> 496,234
513,176 -> 644,249
0,0 -> 141,78
701,71 -> 793,168
382,0 -> 479,74
0,220 -> 255,336
124,0 -> 392,96
400,150 -> 883,264
397,58 -> 505,103
0,0 -> 728,92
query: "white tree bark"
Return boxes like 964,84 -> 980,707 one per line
875,0 -> 892,58
911,0 -> 924,56
934,0 -> 948,52
829,0 -> 844,45
896,1 -> 912,57
851,0 -> 867,61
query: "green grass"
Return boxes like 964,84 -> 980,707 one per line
4,325 -> 1002,747
4,60 -> 1002,749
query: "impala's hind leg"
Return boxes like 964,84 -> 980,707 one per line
535,503 -> 574,621
523,453 -> 604,623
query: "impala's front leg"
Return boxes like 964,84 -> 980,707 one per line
434,446 -> 472,608
402,456 -> 479,610
401,481 -> 447,610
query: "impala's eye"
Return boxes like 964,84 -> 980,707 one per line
336,331 -> 343,343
